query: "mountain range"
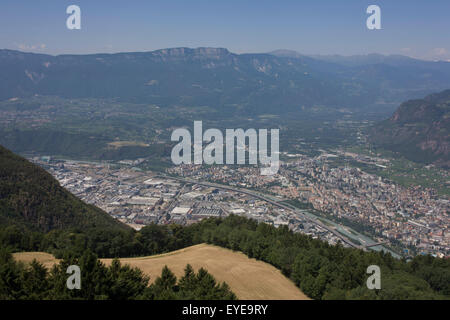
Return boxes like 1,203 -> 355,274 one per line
369,89 -> 450,167
2,47 -> 450,116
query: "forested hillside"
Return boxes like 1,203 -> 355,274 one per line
0,144 -> 128,232
2,215 -> 448,300
369,89 -> 450,167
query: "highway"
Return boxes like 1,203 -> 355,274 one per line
159,174 -> 365,250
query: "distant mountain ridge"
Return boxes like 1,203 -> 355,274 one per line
308,53 -> 450,67
271,50 -> 450,67
0,144 -> 128,232
2,47 -> 450,115
369,89 -> 450,167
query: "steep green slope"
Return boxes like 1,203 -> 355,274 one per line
369,89 -> 450,167
0,145 -> 128,232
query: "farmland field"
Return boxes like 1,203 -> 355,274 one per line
13,243 -> 309,300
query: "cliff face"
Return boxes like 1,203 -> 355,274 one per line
369,89 -> 450,167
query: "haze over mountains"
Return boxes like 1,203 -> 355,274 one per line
1,47 -> 450,166
271,50 -> 450,66
2,47 -> 450,116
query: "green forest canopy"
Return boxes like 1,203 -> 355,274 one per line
1,215 -> 449,300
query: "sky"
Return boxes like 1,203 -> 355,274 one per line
1,0 -> 449,60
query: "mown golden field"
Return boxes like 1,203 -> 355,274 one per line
14,243 -> 309,300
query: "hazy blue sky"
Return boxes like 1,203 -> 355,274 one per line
1,0 -> 449,60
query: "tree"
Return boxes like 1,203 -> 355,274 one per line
0,248 -> 24,299
146,265 -> 178,300
21,260 -> 50,299
108,258 -> 149,300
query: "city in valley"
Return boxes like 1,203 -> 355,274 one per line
31,150 -> 449,259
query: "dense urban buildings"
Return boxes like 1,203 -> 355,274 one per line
32,151 -> 449,258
